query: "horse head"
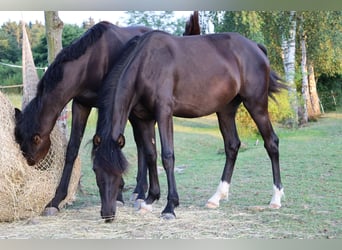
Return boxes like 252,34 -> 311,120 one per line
92,134 -> 128,222
14,107 -> 51,166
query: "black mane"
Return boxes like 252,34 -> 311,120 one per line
37,21 -> 113,96
96,30 -> 167,140
92,34 -> 144,174
93,30 -> 169,174
96,34 -> 147,139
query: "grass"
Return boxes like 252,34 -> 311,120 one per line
1,93 -> 342,238
62,112 -> 342,238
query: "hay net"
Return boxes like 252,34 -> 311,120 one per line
0,91 -> 81,222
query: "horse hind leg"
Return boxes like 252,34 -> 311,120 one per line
243,98 -> 284,208
207,99 -> 241,209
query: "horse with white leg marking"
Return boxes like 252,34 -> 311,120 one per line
92,30 -> 287,221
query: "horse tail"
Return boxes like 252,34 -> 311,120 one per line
257,43 -> 288,101
268,70 -> 288,102
257,43 -> 267,56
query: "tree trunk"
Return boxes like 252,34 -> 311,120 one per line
282,11 -> 299,127
199,11 -> 211,34
300,20 -> 309,124
308,63 -> 321,117
44,11 -> 68,141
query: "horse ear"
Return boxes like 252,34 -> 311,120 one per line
93,135 -> 101,146
117,134 -> 125,148
33,134 -> 42,145
14,108 -> 22,121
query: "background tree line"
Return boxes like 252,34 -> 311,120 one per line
0,11 -> 341,128
209,11 -> 341,126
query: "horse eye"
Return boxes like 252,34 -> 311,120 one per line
93,135 -> 101,146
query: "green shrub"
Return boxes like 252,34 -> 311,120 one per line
236,90 -> 292,138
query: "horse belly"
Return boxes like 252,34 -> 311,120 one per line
173,79 -> 238,118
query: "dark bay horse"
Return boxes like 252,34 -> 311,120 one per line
14,21 -> 156,215
14,18 -> 200,217
92,30 -> 287,221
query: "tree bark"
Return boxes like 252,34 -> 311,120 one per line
282,11 -> 299,127
44,11 -> 68,141
199,11 -> 211,34
308,63 -> 321,117
300,20 -> 309,124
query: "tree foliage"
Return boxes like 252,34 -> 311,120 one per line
125,11 -> 186,36
0,20 -> 86,90
210,11 -> 342,117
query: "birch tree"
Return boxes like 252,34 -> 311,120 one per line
44,11 -> 68,141
281,11 -> 299,127
198,11 -> 212,34
300,17 -> 309,123
302,11 -> 341,116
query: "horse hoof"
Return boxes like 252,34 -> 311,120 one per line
42,207 -> 59,216
130,193 -> 138,202
116,201 -> 124,207
133,199 -> 145,210
206,201 -> 219,209
138,202 -> 153,214
103,217 -> 115,223
269,203 -> 281,209
161,213 -> 176,220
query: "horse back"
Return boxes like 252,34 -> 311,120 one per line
130,31 -> 270,117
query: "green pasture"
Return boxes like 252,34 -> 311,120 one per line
2,93 -> 342,238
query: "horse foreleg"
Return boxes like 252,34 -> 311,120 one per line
43,101 -> 91,215
207,102 -> 241,209
157,109 -> 179,219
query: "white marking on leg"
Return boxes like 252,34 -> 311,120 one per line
206,181 -> 230,209
130,193 -> 138,202
269,185 -> 284,209
133,199 -> 145,210
138,201 -> 153,214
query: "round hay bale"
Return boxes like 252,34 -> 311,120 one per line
0,91 -> 81,222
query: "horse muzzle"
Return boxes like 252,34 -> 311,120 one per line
101,210 -> 115,223
23,152 -> 37,166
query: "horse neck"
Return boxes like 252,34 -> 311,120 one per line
35,90 -> 69,136
109,69 -> 140,141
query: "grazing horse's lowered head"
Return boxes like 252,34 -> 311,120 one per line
92,133 -> 128,222
14,102 -> 52,166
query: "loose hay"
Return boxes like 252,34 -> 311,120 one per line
0,91 -> 81,222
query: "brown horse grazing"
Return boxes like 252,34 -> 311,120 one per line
14,21 -> 158,215
183,11 -> 200,36
92,30 -> 287,222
